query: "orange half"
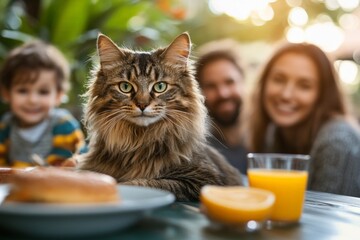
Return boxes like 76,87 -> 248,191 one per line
200,186 -> 275,224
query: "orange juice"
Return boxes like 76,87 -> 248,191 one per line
248,169 -> 308,222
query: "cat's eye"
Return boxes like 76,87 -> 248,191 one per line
153,82 -> 167,93
119,82 -> 133,93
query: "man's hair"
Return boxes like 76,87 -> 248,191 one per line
0,40 -> 70,93
194,39 -> 244,84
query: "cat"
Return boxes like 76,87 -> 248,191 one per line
78,32 -> 243,201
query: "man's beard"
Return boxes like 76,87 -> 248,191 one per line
208,98 -> 242,127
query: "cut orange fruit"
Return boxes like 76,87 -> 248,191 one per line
200,186 -> 275,224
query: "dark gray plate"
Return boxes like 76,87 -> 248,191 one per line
0,184 -> 175,237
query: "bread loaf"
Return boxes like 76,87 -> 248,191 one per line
5,167 -> 120,203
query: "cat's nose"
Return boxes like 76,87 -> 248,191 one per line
136,103 -> 147,111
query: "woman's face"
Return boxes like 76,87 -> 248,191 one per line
264,52 -> 320,128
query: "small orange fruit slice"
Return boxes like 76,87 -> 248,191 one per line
200,186 -> 275,224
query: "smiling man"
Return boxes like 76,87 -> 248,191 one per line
195,39 -> 248,175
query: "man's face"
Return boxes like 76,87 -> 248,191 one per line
200,59 -> 244,127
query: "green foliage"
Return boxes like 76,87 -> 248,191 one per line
0,0 -> 181,119
0,0 -> 357,118
49,0 -> 90,46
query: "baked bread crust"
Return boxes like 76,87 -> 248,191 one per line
0,168 -> 30,184
0,168 -> 12,184
6,167 -> 119,203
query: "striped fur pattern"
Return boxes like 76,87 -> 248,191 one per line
79,33 -> 242,201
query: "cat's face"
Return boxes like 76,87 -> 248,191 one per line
88,33 -> 202,128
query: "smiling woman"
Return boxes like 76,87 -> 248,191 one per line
264,52 -> 320,129
244,42 -> 360,197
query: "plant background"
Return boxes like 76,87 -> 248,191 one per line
0,0 -> 359,123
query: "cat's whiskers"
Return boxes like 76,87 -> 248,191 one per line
97,113 -> 121,128
97,107 -> 126,119
103,115 -> 126,131
167,117 -> 193,131
208,119 -> 226,141
170,110 -> 203,124
165,111 -> 192,122
163,115 -> 194,136
170,109 -> 225,141
97,110 -> 126,132
169,109 -> 194,116
167,111 -> 197,126
167,109 -> 194,117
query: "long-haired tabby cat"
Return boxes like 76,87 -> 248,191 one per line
79,32 -> 243,201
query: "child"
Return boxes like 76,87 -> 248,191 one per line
0,40 -> 85,167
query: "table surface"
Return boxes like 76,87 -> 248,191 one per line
1,191 -> 360,240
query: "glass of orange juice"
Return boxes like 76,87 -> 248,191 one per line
247,153 -> 310,227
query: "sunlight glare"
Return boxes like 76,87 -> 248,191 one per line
208,0 -> 274,21
336,60 -> 359,85
316,13 -> 333,22
227,1 -> 252,20
286,0 -> 303,7
325,0 -> 340,10
208,0 -> 227,15
258,5 -> 274,21
251,16 -> 266,26
339,13 -> 360,30
286,26 -> 305,43
305,22 -> 344,52
337,0 -> 360,11
288,7 -> 308,26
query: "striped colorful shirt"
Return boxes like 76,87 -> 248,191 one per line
0,109 -> 85,167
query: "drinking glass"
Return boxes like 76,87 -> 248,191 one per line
247,153 -> 310,227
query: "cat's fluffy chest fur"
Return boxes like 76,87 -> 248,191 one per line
79,32 -> 243,201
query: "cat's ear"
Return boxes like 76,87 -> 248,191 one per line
161,32 -> 191,67
97,34 -> 125,69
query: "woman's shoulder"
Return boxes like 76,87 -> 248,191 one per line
309,117 -> 360,197
314,117 -> 360,147
319,117 -> 358,134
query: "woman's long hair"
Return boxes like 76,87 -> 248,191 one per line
244,43 -> 349,153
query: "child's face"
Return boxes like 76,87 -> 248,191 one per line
4,70 -> 63,128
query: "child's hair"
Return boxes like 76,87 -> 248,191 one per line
0,40 -> 70,93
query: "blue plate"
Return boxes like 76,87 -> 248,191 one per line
0,184 -> 175,237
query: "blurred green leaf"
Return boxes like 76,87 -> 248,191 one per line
48,0 -> 90,47
104,2 -> 150,31
1,0 -> 358,119
1,30 -> 34,42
